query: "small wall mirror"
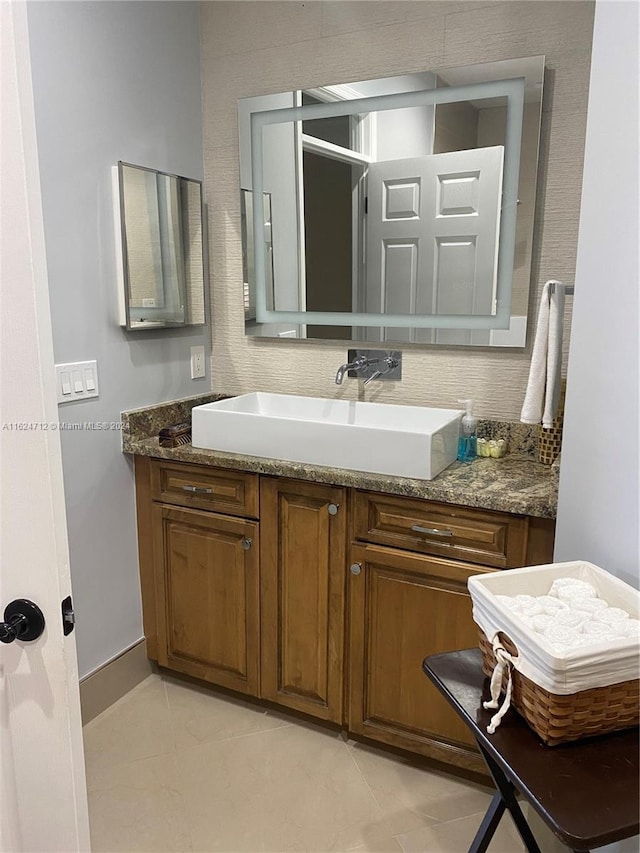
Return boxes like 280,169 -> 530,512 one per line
116,162 -> 206,330
239,56 -> 545,346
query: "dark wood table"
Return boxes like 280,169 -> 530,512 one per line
423,649 -> 639,853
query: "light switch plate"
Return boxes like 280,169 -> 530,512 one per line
56,360 -> 99,403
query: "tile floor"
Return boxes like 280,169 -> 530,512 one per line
82,673 -> 526,852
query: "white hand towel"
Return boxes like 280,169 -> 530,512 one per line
550,577 -> 598,599
520,280 -> 566,427
544,281 -> 565,427
554,608 -> 587,629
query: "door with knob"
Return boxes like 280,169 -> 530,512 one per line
348,543 -> 494,762
2,6 -> 89,848
260,478 -> 347,722
152,504 -> 261,695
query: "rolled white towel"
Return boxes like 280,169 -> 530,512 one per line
596,606 -> 630,625
612,618 -> 640,639
554,609 -> 587,629
581,620 -> 612,639
536,595 -> 568,614
530,614 -> 555,633
571,596 -> 608,614
542,623 -> 582,653
515,595 -> 544,617
495,595 -> 523,614
550,578 -> 598,600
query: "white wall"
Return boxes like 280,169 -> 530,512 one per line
555,0 -> 639,593
26,1 -> 207,677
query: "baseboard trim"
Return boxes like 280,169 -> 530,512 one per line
80,639 -> 155,725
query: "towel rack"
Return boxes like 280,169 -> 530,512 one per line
549,282 -> 575,295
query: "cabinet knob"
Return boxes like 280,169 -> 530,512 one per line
241,538 -> 253,550
350,563 -> 362,576
328,503 -> 339,516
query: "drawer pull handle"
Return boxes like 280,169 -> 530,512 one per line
241,538 -> 253,550
328,503 -> 340,516
350,563 -> 362,576
411,525 -> 453,538
182,485 -> 213,494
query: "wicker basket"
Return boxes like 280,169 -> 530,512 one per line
479,629 -> 640,746
537,379 -> 566,465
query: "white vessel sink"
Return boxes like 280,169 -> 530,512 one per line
191,393 -> 462,480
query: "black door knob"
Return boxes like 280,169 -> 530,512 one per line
0,599 -> 46,644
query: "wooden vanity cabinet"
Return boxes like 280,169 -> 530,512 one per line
135,457 -> 260,695
260,477 -> 347,723
347,490 -> 554,772
135,457 -> 554,773
136,459 -> 348,717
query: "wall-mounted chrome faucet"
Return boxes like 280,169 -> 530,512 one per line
335,349 -> 402,385
335,354 -> 369,385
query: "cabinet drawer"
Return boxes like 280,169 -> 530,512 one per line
353,490 -> 527,569
150,460 -> 259,518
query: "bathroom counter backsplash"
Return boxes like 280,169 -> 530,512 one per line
122,394 -> 558,519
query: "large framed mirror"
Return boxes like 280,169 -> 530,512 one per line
239,56 -> 544,346
115,162 -> 206,330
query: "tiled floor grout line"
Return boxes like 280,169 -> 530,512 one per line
423,807 -> 526,853
161,674 -> 298,750
174,718 -> 297,750
341,742 -> 434,849
342,740 -> 399,834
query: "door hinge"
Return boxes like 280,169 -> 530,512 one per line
61,595 -> 75,636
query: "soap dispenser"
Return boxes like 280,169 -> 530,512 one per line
457,399 -> 477,462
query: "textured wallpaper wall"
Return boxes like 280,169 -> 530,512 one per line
201,0 -> 594,420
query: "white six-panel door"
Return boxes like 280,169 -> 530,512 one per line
365,146 -> 504,344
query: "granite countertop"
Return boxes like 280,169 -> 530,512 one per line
122,394 -> 559,519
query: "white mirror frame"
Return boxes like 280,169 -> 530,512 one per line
250,76 -> 525,331
114,161 -> 206,331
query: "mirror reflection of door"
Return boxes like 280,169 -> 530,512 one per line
297,97 -> 506,344
364,146 -> 503,345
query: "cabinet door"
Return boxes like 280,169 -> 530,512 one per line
153,504 -> 260,695
348,543 -> 493,772
261,478 -> 347,722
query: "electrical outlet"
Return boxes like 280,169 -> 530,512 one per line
190,346 -> 206,379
